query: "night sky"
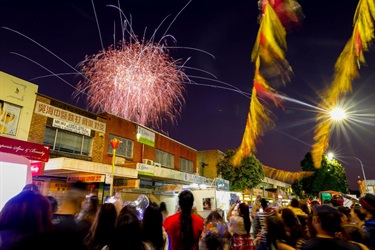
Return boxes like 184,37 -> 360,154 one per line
1,0 -> 374,189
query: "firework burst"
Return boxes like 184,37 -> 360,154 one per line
76,39 -> 186,128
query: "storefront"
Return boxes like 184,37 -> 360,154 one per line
43,157 -> 139,205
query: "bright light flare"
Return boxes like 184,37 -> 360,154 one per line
330,107 -> 347,121
327,152 -> 334,161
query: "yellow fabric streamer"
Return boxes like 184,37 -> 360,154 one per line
263,165 -> 314,184
312,0 -> 375,168
232,2 -> 291,166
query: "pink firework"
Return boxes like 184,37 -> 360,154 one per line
76,40 -> 187,128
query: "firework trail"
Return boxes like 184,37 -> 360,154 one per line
76,39 -> 187,128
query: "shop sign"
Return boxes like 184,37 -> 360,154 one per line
30,161 -> 44,176
136,126 -> 155,147
0,136 -> 50,162
67,175 -> 105,183
137,163 -> 155,176
34,101 -> 106,133
53,119 -> 91,136
49,180 -> 72,192
215,178 -> 230,190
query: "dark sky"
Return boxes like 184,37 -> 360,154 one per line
1,0 -> 374,189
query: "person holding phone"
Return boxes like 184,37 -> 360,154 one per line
227,202 -> 254,250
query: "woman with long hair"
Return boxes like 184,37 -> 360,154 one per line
142,202 -> 169,250
105,205 -> 145,250
164,190 -> 204,250
265,216 -> 294,250
227,203 -> 254,250
85,203 -> 117,250
281,208 -> 307,249
200,211 -> 230,250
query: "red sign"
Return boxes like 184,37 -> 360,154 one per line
0,136 -> 50,162
30,161 -> 45,176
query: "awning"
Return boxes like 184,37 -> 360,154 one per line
44,157 -> 138,179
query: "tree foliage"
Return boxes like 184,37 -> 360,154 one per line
294,152 -> 349,197
217,149 -> 264,192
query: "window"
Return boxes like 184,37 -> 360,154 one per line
107,134 -> 133,158
43,127 -> 92,156
180,158 -> 194,173
156,149 -> 174,169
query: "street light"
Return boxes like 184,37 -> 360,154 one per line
329,107 -> 347,121
352,156 -> 368,193
327,152 -> 368,193
109,138 -> 122,196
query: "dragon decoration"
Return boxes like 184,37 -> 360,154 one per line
312,0 -> 375,168
232,0 -> 303,167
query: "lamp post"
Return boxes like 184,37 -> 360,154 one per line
109,138 -> 122,196
352,156 -> 368,193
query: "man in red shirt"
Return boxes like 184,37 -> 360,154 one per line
164,190 -> 204,250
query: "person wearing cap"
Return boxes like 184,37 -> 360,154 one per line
359,193 -> 375,250
301,205 -> 361,250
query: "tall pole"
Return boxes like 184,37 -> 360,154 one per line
353,156 -> 367,193
109,138 -> 122,197
110,148 -> 117,196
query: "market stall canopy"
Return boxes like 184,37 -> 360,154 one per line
263,165 -> 314,184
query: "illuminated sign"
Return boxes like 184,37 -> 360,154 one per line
0,136 -> 50,162
136,126 -> 155,147
34,101 -> 106,133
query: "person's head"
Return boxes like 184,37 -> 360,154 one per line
359,193 -> 375,219
206,211 -> 224,224
351,204 -> 366,222
46,195 -> 58,214
77,194 -> 99,224
159,201 -> 167,212
64,181 -> 88,214
88,203 -> 117,249
22,183 -> 39,193
311,200 -> 320,207
281,208 -> 299,228
178,190 -> 194,212
204,233 -> 220,250
290,198 -> 299,208
337,206 -> 351,224
312,205 -> 342,237
111,206 -> 143,250
331,194 -> 344,207
142,202 -> 164,249
299,200 -> 310,215
341,224 -> 367,244
266,216 -> 288,246
0,190 -> 52,234
260,198 -> 268,209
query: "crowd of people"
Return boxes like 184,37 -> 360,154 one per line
0,182 -> 374,250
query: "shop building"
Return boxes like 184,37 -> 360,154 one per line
0,72 -> 51,204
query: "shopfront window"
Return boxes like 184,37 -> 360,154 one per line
179,158 -> 194,173
156,149 -> 174,169
107,134 -> 133,158
43,127 -> 92,156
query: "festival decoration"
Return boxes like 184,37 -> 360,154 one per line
263,165 -> 314,184
312,0 -> 375,168
123,194 -> 150,220
232,0 -> 303,166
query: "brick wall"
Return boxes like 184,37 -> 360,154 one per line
27,95 -> 49,144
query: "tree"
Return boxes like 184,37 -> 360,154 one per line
295,152 -> 349,197
217,149 -> 264,192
